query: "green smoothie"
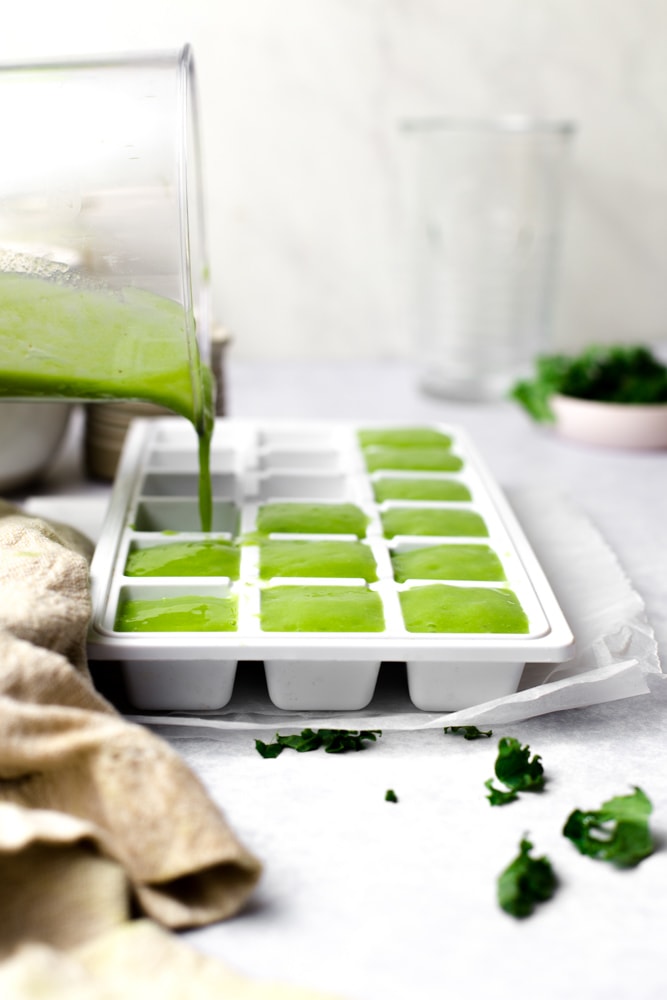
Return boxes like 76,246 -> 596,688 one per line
363,446 -> 463,473
124,540 -> 240,578
399,584 -> 529,634
372,477 -> 471,503
381,507 -> 488,538
358,427 -> 453,448
0,272 -> 214,529
259,539 -> 378,581
115,593 -> 238,632
255,502 -> 369,538
391,544 -> 505,583
260,585 -> 385,632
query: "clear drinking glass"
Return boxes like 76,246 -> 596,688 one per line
404,116 -> 575,401
0,45 -> 211,433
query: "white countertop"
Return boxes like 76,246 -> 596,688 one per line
24,360 -> 667,1000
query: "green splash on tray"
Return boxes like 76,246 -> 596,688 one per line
399,584 -> 529,634
260,585 -> 385,632
115,594 -> 238,632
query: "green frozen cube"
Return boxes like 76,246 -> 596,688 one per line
115,594 -> 238,632
256,502 -> 369,538
399,584 -> 529,634
372,477 -> 471,503
381,507 -> 488,538
260,585 -> 385,632
124,539 -> 241,578
363,445 -> 463,473
259,539 -> 378,581
391,544 -> 505,582
358,427 -> 453,448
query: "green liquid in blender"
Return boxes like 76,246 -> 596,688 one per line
0,272 -> 214,529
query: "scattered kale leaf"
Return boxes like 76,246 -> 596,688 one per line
486,737 -> 545,805
255,728 -> 382,758
510,345 -> 667,422
269,729 -> 323,753
498,837 -> 557,918
444,725 -> 493,740
485,783 -> 520,806
254,739 -> 285,759
563,786 -> 654,867
385,789 -> 398,803
316,729 -> 382,753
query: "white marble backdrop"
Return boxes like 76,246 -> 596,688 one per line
2,0 -> 666,360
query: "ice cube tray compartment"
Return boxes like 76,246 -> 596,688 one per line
88,418 -> 574,712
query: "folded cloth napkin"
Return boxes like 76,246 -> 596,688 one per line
0,501 -> 262,954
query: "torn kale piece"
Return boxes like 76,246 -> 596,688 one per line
485,736 -> 545,805
498,837 -> 557,918
444,725 -> 493,740
563,786 -> 654,867
255,728 -> 382,757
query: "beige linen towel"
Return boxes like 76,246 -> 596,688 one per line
0,919 -> 344,999
0,500 -> 262,951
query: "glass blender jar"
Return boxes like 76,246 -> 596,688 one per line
0,45 -> 212,434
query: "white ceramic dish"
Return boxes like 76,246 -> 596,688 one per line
551,394 -> 667,449
0,401 -> 72,492
88,418 -> 574,712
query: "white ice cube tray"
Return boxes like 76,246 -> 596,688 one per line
88,417 -> 574,712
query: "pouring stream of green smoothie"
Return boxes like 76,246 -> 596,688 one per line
0,272 -> 214,530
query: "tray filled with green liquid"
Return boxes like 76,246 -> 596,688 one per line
88,419 -> 574,712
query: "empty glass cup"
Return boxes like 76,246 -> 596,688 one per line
0,45 -> 212,434
404,116 -> 575,401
